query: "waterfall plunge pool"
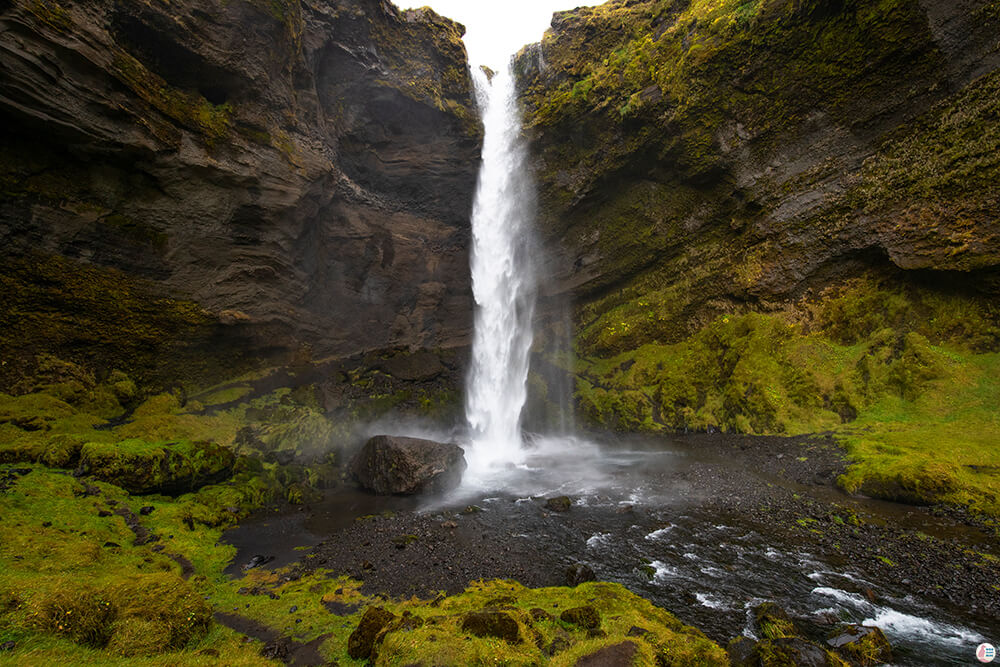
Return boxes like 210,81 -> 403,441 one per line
222,431 -> 999,667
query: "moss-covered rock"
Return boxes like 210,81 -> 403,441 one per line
561,605 -> 602,631
462,610 -> 522,643
77,439 -> 235,495
348,606 -> 397,660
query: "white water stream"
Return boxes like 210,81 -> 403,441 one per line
464,65 -> 538,478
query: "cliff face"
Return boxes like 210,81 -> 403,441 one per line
516,0 -> 1000,314
0,0 -> 481,385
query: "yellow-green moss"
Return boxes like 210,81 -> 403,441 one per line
26,0 -> 73,32
110,53 -> 233,142
575,277 -> 1000,517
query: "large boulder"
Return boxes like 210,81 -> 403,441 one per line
351,435 -> 466,495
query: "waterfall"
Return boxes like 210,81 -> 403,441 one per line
464,64 -> 538,475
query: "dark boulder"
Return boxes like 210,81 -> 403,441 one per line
545,496 -> 572,512
827,625 -> 892,666
351,435 -> 466,495
347,606 -> 396,660
565,563 -> 596,586
461,610 -> 521,643
727,636 -> 758,665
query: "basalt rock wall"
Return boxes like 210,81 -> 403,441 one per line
0,0 -> 481,386
514,0 -> 1000,439
515,0 -> 1000,329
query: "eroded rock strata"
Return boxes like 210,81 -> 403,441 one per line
0,0 -> 481,386
517,0 -> 1000,306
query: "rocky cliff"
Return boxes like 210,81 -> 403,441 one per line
516,0 -> 1000,513
0,0 -> 481,387
517,0 -> 999,313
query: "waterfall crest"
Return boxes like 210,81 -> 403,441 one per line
464,64 -> 538,476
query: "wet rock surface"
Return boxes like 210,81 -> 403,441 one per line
0,0 -> 480,382
351,435 -> 467,495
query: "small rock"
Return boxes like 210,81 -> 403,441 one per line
289,605 -> 298,613
827,624 -> 893,666
461,610 -> 521,643
0,641 -> 14,651
565,563 -> 596,586
242,554 -> 274,571
545,496 -> 572,512
726,636 -> 757,666
560,605 -> 600,630
139,506 -> 155,516
546,634 -> 571,656
97,510 -> 112,518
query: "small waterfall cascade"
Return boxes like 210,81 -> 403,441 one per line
464,64 -> 538,475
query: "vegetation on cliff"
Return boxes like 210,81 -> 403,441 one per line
517,0 -> 1000,519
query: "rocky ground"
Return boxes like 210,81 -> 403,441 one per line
222,431 -> 999,662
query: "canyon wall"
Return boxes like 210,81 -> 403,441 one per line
516,0 -> 1000,448
0,0 -> 481,387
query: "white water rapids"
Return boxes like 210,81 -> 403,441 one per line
464,65 -> 538,478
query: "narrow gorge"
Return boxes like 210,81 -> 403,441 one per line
0,0 -> 998,665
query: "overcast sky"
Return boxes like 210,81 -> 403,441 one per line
407,1 -> 599,69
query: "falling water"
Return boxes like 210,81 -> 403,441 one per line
464,64 -> 538,475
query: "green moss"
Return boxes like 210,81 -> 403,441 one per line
0,254 -> 233,391
754,602 -> 798,640
575,276 -> 1000,517
27,0 -> 73,32
78,439 -> 235,495
368,580 -> 726,666
110,53 -> 234,142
